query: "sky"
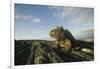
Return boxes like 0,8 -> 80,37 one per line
14,4 -> 94,41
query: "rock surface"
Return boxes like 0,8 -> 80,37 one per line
15,40 -> 94,65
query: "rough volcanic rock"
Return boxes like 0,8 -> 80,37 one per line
15,40 -> 94,65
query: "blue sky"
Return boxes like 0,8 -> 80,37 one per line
15,4 -> 94,41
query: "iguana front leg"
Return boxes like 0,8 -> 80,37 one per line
60,39 -> 72,49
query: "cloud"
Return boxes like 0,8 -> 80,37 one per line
48,6 -> 94,24
49,6 -> 93,18
15,14 -> 40,23
32,18 -> 40,23
75,28 -> 94,41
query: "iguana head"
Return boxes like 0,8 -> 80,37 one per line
49,26 -> 64,40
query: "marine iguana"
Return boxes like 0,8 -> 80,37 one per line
49,26 -> 76,53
